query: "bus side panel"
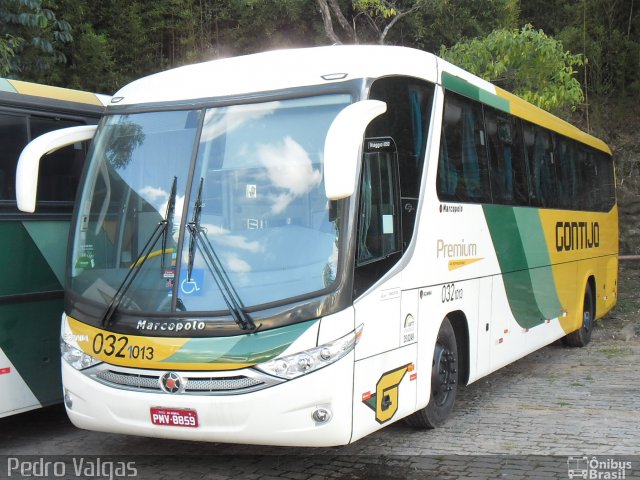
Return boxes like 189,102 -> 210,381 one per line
0,220 -> 67,416
482,205 -> 568,371
351,279 -> 418,441
539,206 -> 619,327
0,300 -> 62,416
351,344 -> 417,442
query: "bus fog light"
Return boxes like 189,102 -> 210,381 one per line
312,408 -> 332,423
64,390 -> 73,410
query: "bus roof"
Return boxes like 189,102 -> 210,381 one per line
0,78 -> 110,108
109,45 -> 611,155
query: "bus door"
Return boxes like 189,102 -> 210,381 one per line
351,138 -> 418,440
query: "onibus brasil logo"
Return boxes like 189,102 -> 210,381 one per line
567,456 -> 632,479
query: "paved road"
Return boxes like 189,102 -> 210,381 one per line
1,269 -> 639,479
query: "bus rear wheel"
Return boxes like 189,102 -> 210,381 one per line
405,317 -> 458,429
565,285 -> 594,348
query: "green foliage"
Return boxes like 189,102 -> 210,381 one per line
0,0 -> 72,78
353,0 -> 398,19
522,0 -> 640,98
404,0 -> 519,53
0,35 -> 18,76
441,25 -> 584,112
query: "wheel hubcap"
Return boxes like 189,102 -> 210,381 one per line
431,342 -> 456,407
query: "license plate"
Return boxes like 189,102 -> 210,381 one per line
150,407 -> 198,428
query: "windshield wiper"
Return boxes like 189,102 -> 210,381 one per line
187,177 -> 258,331
101,178 -> 177,328
160,176 -> 177,274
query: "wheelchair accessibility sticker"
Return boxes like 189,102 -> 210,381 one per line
180,269 -> 204,296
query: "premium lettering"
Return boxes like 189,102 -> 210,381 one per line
437,239 -> 477,258
555,221 -> 600,252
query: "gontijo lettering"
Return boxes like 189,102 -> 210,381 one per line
555,221 -> 600,252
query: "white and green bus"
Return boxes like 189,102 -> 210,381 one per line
17,46 -> 617,445
0,78 -> 109,418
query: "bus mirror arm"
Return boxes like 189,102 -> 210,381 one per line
324,100 -> 386,200
16,125 -> 98,213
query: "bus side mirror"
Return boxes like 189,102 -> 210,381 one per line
16,125 -> 98,213
324,100 -> 386,200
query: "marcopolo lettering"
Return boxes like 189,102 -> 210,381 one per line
555,221 -> 600,252
136,319 -> 206,332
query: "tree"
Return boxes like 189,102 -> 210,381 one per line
315,0 -> 425,44
0,0 -> 72,79
441,25 -> 585,112
405,0 -> 519,53
0,35 -> 18,76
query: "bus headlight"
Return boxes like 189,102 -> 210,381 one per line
60,338 -> 102,370
257,324 -> 363,380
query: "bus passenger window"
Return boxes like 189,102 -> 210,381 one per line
437,94 -> 490,204
524,123 -> 556,208
485,109 -> 528,206
578,149 -> 599,211
554,136 -> 579,209
0,114 -> 28,202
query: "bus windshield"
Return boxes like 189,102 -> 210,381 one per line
70,94 -> 351,317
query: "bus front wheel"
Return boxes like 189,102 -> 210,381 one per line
405,317 -> 458,429
565,285 -> 594,348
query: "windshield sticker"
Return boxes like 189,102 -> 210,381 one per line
179,268 -> 204,296
246,184 -> 257,198
75,244 -> 95,269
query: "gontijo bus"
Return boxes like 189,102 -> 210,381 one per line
17,46 -> 617,445
0,78 -> 108,418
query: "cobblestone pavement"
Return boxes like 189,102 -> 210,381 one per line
1,266 -> 639,479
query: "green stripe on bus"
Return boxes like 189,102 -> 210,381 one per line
0,221 -> 64,405
441,72 -> 510,113
513,209 -> 563,320
163,319 -> 317,365
0,300 -> 63,406
483,205 -> 562,328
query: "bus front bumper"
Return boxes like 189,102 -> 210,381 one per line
61,354 -> 354,447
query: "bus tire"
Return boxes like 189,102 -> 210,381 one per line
405,317 -> 458,429
565,285 -> 594,348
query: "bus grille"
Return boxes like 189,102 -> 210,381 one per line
89,366 -> 278,395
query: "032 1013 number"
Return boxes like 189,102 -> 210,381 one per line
92,333 -> 154,360
441,283 -> 463,303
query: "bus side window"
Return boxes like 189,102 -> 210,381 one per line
368,77 -> 435,250
485,109 -> 528,205
437,94 -> 491,203
31,116 -> 86,205
353,139 -> 402,298
554,136 -> 579,210
596,151 -> 616,211
524,123 -> 556,208
357,145 -> 400,265
578,147 -> 598,211
0,114 -> 29,202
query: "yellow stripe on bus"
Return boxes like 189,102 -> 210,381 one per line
67,317 -> 256,371
495,87 -> 611,155
8,80 -> 104,106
